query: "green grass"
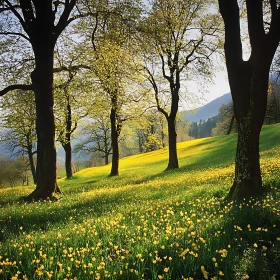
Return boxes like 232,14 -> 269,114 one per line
0,124 -> 280,280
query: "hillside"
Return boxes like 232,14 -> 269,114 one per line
182,93 -> 232,123
0,124 -> 280,280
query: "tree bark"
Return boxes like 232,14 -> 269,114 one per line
63,141 -> 73,179
27,143 -> 36,184
219,0 -> 280,199
25,44 -> 58,201
166,116 -> 179,170
229,114 -> 262,198
110,107 -> 119,176
62,98 -> 74,179
105,153 -> 109,165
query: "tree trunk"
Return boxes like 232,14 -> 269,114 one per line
110,107 -> 119,176
63,141 -> 73,179
105,153 -> 109,165
166,116 -> 179,170
218,0 -> 280,199
227,67 -> 269,199
228,115 -> 262,199
63,98 -> 74,179
27,144 -> 37,184
25,45 -> 58,201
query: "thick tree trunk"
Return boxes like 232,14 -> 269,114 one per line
228,68 -> 269,200
63,141 -> 73,179
27,144 -> 36,184
25,46 -> 58,201
110,107 -> 119,176
218,0 -> 280,199
228,116 -> 262,199
166,117 -> 179,170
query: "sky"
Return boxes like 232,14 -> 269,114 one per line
182,68 -> 231,110
196,70 -> 230,104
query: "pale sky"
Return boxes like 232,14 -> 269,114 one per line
200,70 -> 230,103
182,69 -> 231,110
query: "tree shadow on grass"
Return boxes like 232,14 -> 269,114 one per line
110,190 -> 280,280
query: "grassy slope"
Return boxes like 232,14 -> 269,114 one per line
0,124 -> 280,280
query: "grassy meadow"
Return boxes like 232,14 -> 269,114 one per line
0,124 -> 280,280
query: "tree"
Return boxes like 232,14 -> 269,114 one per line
211,102 -> 236,136
0,0 -> 78,200
218,0 -> 280,199
0,156 -> 31,187
0,90 -> 37,184
141,0 -> 220,170
54,67 -> 89,179
74,115 -> 112,166
82,0 -> 145,176
265,81 -> 280,124
134,109 -> 165,153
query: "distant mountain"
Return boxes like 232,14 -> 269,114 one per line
182,93 -> 232,123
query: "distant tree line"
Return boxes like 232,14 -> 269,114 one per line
189,79 -> 280,140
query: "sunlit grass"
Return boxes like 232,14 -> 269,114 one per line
0,124 -> 280,279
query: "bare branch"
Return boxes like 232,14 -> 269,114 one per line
3,0 -> 28,33
179,38 -> 203,72
0,31 -> 30,41
159,53 -> 171,82
53,64 -> 91,73
0,84 -> 33,96
0,4 -> 20,12
144,66 -> 168,119
55,0 -> 77,37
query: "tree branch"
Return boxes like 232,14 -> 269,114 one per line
0,84 -> 33,96
246,0 -> 265,46
53,64 -> 91,73
19,0 -> 35,25
218,0 -> 243,64
55,0 -> 77,37
4,0 -> 28,34
144,66 -> 168,119
0,4 -> 20,12
0,31 -> 30,41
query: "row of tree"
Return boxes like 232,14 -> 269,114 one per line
1,0 -> 280,200
0,0 -> 219,200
